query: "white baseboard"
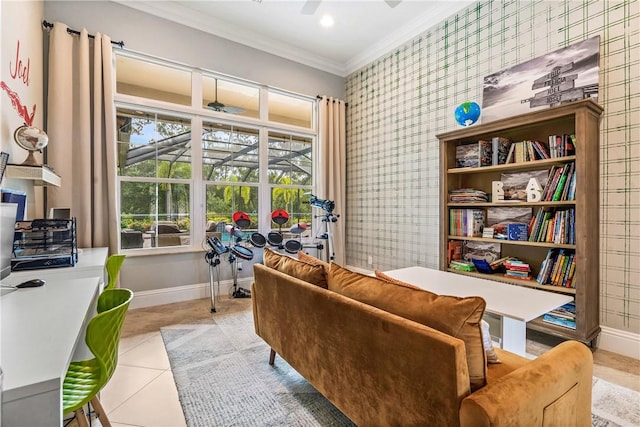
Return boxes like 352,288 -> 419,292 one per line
129,277 -> 253,310
130,276 -> 640,361
598,326 -> 640,360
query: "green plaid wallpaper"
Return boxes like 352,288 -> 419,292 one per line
344,0 -> 639,333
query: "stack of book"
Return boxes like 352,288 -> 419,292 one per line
449,259 -> 475,272
503,258 -> 531,280
448,188 -> 488,203
543,301 -> 576,329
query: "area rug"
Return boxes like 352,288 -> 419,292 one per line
161,310 -> 639,427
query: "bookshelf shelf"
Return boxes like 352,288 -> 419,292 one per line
446,268 -> 577,295
448,201 -> 576,208
438,99 -> 603,345
446,235 -> 576,249
447,155 -> 576,175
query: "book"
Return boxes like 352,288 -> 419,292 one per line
543,313 -> 576,329
560,163 -> 575,201
552,162 -> 574,201
564,134 -> 575,156
532,140 -> 550,159
449,260 -> 475,271
504,258 -> 532,280
486,207 -> 532,238
507,223 -> 528,241
501,170 -> 550,201
493,137 -> 511,165
479,140 -> 492,166
462,240 -> 501,263
456,143 -> 480,168
505,143 -> 516,163
472,258 -> 494,274
447,240 -> 462,264
449,209 -> 486,237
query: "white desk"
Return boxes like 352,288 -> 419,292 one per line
382,266 -> 573,356
1,276 -> 101,427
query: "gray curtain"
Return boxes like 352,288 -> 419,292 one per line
46,22 -> 118,252
316,96 -> 346,265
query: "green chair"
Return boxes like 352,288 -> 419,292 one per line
104,254 -> 126,291
62,288 -> 133,427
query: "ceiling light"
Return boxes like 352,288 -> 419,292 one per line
320,15 -> 334,28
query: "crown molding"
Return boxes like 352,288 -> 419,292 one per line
112,0 -> 473,78
344,1 -> 474,76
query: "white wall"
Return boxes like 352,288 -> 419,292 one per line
0,1 -> 44,218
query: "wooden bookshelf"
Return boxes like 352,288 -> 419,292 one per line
437,99 -> 603,344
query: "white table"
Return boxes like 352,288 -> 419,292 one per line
1,276 -> 101,427
382,266 -> 573,356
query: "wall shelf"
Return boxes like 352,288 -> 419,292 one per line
4,164 -> 61,187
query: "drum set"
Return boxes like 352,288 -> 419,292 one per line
204,208 -> 323,312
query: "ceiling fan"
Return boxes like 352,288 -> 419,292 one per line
301,0 -> 401,15
207,79 -> 245,114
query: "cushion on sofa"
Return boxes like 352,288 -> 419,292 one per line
374,270 -> 423,289
297,251 -> 331,273
263,248 -> 328,289
375,270 -> 501,365
328,263 -> 487,391
481,319 -> 501,364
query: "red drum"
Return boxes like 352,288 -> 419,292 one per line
284,239 -> 302,254
232,211 -> 251,229
267,231 -> 283,246
271,209 -> 289,226
230,245 -> 254,261
290,222 -> 307,234
248,232 -> 266,248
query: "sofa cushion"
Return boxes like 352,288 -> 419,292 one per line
263,248 -> 328,289
328,263 -> 487,391
481,319 -> 501,364
376,270 -> 501,365
374,269 -> 423,290
297,251 -> 331,274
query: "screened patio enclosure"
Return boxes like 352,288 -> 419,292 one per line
117,119 -> 314,245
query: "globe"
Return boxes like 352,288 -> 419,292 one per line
454,102 -> 481,127
13,125 -> 49,166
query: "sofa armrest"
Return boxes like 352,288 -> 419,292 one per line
460,340 -> 593,427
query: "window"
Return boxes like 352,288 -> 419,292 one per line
116,55 -> 191,106
117,109 -> 192,249
268,132 -> 313,236
115,53 -> 317,252
268,91 -> 314,128
202,76 -> 259,119
204,123 -> 260,242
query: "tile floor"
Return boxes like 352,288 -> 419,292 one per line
86,296 -> 639,427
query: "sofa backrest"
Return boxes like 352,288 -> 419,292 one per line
252,263 -> 472,426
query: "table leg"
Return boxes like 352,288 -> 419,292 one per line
501,317 -> 527,356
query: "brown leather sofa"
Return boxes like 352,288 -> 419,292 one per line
252,250 -> 593,426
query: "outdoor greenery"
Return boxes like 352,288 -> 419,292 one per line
118,114 -> 313,235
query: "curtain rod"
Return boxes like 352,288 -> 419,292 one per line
316,95 -> 348,107
42,20 -> 125,48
